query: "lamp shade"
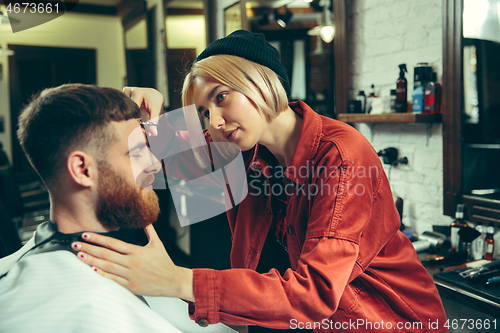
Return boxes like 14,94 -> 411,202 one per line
321,25 -> 335,43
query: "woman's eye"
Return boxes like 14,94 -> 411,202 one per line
216,93 -> 227,103
202,110 -> 210,119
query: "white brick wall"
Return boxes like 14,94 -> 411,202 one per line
348,0 -> 443,99
347,0 -> 454,235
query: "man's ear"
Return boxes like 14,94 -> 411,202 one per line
66,151 -> 97,188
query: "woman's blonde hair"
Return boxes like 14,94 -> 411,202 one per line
181,54 -> 289,170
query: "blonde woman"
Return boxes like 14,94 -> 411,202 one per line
72,30 -> 448,333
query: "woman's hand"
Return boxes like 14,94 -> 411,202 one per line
123,87 -> 164,137
71,224 -> 194,302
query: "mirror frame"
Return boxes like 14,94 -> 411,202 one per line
332,0 -> 348,116
122,1 -> 157,88
442,0 -> 463,216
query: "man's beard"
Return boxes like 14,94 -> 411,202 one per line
96,161 -> 160,229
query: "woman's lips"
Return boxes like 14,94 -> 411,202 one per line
226,128 -> 238,143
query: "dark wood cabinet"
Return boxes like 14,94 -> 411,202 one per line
442,0 -> 500,226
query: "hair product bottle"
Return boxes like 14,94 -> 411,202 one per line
366,84 -> 376,113
395,64 -> 408,113
450,204 -> 468,252
424,72 -> 442,114
390,89 -> 397,113
412,63 -> 432,114
472,221 -> 486,260
356,91 -> 366,114
485,224 -> 495,260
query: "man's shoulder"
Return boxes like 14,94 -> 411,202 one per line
0,250 -> 127,307
0,251 -> 181,333
0,237 -> 35,276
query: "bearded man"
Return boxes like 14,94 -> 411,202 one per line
0,84 -> 182,333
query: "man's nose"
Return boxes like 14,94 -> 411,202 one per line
144,153 -> 162,174
209,108 -> 225,130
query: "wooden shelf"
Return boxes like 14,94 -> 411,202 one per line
337,113 -> 442,124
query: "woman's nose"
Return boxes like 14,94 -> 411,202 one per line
209,109 -> 225,129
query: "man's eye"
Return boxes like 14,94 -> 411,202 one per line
131,149 -> 144,158
216,93 -> 226,103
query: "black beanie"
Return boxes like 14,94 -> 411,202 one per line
196,30 -> 291,97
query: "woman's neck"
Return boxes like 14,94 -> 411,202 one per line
259,106 -> 303,167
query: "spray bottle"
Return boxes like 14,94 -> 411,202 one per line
395,64 -> 408,113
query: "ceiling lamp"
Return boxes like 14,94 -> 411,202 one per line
274,6 -> 293,28
307,1 -> 335,43
320,25 -> 335,43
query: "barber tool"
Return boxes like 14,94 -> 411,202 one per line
139,120 -> 158,126
468,269 -> 500,284
485,276 -> 500,287
459,259 -> 500,279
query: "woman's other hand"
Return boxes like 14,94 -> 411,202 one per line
123,87 -> 164,137
71,224 -> 194,302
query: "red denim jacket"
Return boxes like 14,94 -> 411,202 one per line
156,101 -> 448,332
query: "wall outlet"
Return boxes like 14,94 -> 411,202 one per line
397,149 -> 414,171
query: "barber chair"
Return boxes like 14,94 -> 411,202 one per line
0,145 -> 50,247
0,199 -> 23,258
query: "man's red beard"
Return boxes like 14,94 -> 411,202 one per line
96,161 -> 160,229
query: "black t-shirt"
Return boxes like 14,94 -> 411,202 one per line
250,164 -> 313,333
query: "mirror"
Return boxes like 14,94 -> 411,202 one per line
442,0 -> 500,218
224,1 -> 243,36
461,1 -> 500,202
463,0 -> 500,44
246,0 -> 336,118
164,0 -> 207,110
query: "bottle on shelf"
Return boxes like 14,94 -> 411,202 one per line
424,72 -> 442,114
450,204 -> 468,252
356,90 -> 366,114
395,64 -> 408,113
472,221 -> 486,260
390,89 -> 397,113
412,63 -> 432,114
368,84 -> 376,97
366,84 -> 376,113
485,224 -> 495,260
